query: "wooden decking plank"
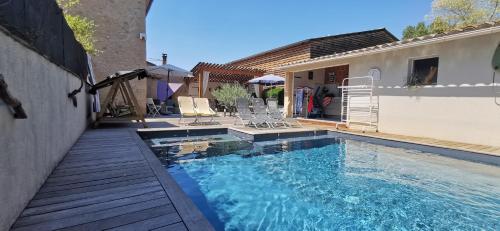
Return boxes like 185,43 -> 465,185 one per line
46,166 -> 151,184
106,213 -> 182,231
12,198 -> 172,231
28,182 -> 160,207
55,156 -> 144,170
35,176 -> 158,200
42,168 -> 152,187
68,146 -> 137,155
38,172 -> 156,193
63,151 -> 141,162
50,161 -> 149,177
151,222 -> 188,231
59,205 -> 177,231
22,187 -> 164,216
16,191 -> 167,226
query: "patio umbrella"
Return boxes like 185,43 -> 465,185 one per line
146,64 -> 194,100
248,74 -> 285,85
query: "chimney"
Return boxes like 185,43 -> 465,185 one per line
162,53 -> 167,65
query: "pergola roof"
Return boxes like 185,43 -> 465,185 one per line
191,62 -> 265,83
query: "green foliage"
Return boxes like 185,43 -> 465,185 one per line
402,0 -> 499,39
403,22 -> 431,39
57,0 -> 98,54
212,84 -> 249,108
264,87 -> 284,105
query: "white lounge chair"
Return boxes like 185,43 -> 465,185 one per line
178,96 -> 199,125
146,98 -> 161,117
193,97 -> 218,124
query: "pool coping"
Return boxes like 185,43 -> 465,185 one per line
137,126 -> 500,166
329,130 -> 500,166
129,129 -> 215,231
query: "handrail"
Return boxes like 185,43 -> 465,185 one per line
337,76 -> 375,132
0,74 -> 27,119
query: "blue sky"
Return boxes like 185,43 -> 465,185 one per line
146,0 -> 433,69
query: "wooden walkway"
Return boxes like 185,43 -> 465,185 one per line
11,129 -> 213,231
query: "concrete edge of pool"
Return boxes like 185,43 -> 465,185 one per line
137,127 -> 500,166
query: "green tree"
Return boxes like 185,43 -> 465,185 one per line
402,22 -> 431,39
402,0 -> 499,39
57,0 -> 98,54
212,84 -> 249,109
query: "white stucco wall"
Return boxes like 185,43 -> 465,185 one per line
0,30 -> 89,230
287,32 -> 500,147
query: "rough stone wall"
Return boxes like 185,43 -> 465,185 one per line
71,0 -> 148,112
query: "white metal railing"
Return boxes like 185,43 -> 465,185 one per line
337,76 -> 377,131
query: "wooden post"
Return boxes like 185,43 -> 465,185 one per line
198,71 -> 203,98
284,72 -> 294,117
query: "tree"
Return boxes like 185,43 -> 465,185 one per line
402,0 -> 499,39
57,0 -> 98,54
402,22 -> 431,39
212,84 -> 249,113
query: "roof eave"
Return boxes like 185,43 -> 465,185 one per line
278,25 -> 500,73
146,0 -> 154,15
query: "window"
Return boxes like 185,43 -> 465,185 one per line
408,57 -> 439,86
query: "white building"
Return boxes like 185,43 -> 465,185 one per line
279,22 -> 500,147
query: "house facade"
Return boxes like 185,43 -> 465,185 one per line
280,22 -> 500,147
72,0 -> 153,113
182,29 -> 399,101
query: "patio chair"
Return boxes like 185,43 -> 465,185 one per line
193,97 -> 218,124
146,98 -> 161,117
177,96 -> 199,125
251,98 -> 282,128
235,98 -> 268,128
267,98 -> 303,127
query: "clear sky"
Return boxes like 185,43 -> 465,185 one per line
146,0 -> 433,69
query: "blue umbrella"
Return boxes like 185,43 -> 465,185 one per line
248,74 -> 285,85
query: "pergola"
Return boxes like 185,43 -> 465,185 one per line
191,62 -> 266,97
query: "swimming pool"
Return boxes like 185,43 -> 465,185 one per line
145,133 -> 500,230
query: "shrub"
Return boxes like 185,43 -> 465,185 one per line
265,87 -> 284,105
212,84 -> 249,109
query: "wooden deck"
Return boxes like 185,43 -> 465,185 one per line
11,129 -> 213,231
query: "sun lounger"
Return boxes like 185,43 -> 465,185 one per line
251,98 -> 282,128
235,98 -> 268,128
178,96 -> 199,125
193,97 -> 218,123
267,98 -> 302,127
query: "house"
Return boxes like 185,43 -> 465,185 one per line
227,28 -> 398,77
71,0 -> 154,113
186,29 -> 398,101
279,22 -> 500,147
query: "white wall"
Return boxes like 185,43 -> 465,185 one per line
0,30 -> 89,230
289,32 -> 500,147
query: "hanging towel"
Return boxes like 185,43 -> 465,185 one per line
308,95 -> 314,113
294,88 -> 303,114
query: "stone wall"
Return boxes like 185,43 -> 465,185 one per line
71,0 -> 148,113
0,29 -> 90,230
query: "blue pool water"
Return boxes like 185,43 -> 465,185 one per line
147,134 -> 500,230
